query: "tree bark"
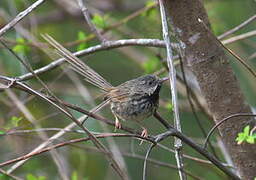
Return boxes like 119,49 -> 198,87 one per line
164,0 -> 256,179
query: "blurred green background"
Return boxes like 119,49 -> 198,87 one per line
0,0 -> 255,179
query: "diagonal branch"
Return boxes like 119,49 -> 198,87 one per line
0,0 -> 46,37
76,0 -> 105,42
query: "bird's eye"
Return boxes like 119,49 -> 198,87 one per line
148,81 -> 152,85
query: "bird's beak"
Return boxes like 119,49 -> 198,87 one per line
160,77 -> 169,83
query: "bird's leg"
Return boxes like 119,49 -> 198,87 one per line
139,127 -> 148,145
114,115 -> 122,131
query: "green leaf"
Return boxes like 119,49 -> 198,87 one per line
165,103 -> 173,111
11,116 -> 23,127
92,14 -> 108,29
76,31 -> 89,51
236,132 -> 247,144
12,37 -> 31,55
0,130 -> 5,135
142,56 -> 161,74
71,171 -> 78,180
26,174 -> 37,180
246,136 -> 255,144
38,176 -> 46,180
236,126 -> 256,144
243,125 -> 250,136
142,1 -> 157,19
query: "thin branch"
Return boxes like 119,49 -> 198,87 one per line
143,144 -> 156,180
0,75 -> 238,178
0,0 -> 45,37
19,38 -> 176,81
0,77 -> 127,179
199,19 -> 256,79
0,133 -> 154,168
5,90 -> 69,180
222,30 -> 256,45
154,129 -> 240,180
73,146 -> 203,180
158,0 -> 185,179
204,113 -> 256,149
218,14 -> 256,39
76,0 -> 105,42
1,125 -> 229,168
0,168 -> 23,180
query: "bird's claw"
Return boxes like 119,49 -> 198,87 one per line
114,116 -> 122,132
139,128 -> 148,145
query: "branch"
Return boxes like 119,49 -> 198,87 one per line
19,38 -> 176,81
0,77 -> 127,179
76,0 -> 105,42
158,0 -> 185,179
0,133 -> 154,168
154,129 -> 240,180
204,113 -> 256,149
0,75 -> 238,178
0,0 -> 46,37
222,30 -> 256,44
218,14 -> 256,39
199,19 -> 256,79
0,168 -> 23,180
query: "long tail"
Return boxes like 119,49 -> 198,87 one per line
42,34 -> 113,92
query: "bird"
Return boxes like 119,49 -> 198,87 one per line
42,34 -> 167,138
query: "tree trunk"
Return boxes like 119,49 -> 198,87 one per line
164,0 -> 256,179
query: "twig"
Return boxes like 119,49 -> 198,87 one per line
199,19 -> 256,79
158,0 -> 186,179
154,111 -> 172,129
143,144 -> 156,180
218,14 -> 256,39
0,77 -> 127,179
204,113 -> 256,149
0,0 -> 45,37
76,0 -> 105,42
222,30 -> 256,45
5,90 -> 69,180
0,133 -> 155,168
19,38 -> 177,81
0,38 -> 72,177
0,168 -> 23,180
72,146 -> 203,180
1,125 -> 230,167
0,75 -> 238,178
159,129 -> 240,179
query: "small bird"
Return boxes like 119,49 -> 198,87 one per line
43,34 -> 167,138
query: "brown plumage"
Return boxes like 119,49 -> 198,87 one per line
43,34 -> 167,138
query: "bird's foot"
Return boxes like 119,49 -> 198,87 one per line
139,128 -> 148,145
114,116 -> 122,132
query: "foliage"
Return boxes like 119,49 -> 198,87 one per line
142,0 -> 158,20
142,56 -> 161,73
91,14 -> 108,29
76,31 -> 89,51
12,37 -> 31,55
26,174 -> 46,180
71,171 -> 78,180
236,125 -> 256,144
0,0 -> 255,180
165,102 -> 173,111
